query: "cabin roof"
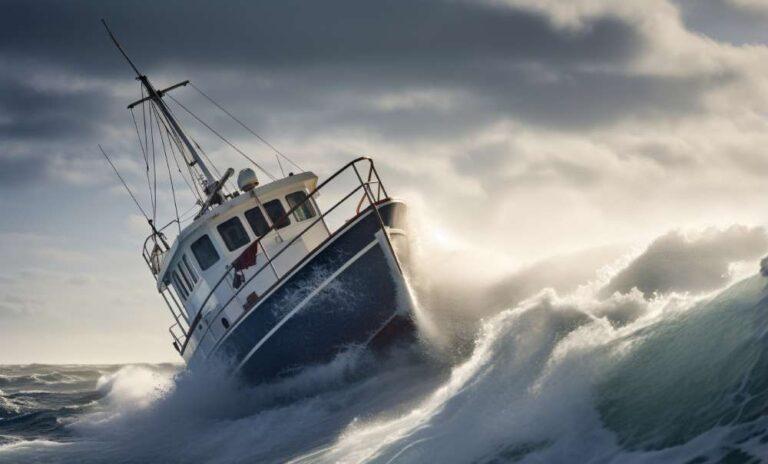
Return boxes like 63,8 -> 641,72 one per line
156,171 -> 317,285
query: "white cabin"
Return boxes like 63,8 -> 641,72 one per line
153,171 -> 330,359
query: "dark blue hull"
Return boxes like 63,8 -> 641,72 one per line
201,200 -> 412,384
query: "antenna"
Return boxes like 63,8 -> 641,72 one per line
101,19 -> 141,77
100,19 -> 217,187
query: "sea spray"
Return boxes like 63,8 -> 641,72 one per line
2,226 -> 768,463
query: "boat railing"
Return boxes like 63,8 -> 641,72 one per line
166,157 -> 398,357
141,233 -> 192,353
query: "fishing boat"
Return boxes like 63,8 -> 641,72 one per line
100,22 -> 415,383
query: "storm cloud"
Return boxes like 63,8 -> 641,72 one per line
601,226 -> 768,298
2,0 -> 768,362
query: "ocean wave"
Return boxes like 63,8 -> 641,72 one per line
1,226 -> 768,463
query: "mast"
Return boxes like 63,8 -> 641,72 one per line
101,19 -> 216,187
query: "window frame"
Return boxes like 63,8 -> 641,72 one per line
177,264 -> 193,291
182,254 -> 198,284
263,199 -> 290,229
216,216 -> 251,252
190,234 -> 220,271
171,272 -> 189,300
285,190 -> 317,222
244,206 -> 270,237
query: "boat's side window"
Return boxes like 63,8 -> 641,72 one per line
217,216 -> 250,251
177,264 -> 193,291
286,191 -> 316,222
182,254 -> 198,283
165,277 -> 182,301
264,199 -> 290,229
171,272 -> 188,300
191,235 -> 220,271
244,206 -> 269,237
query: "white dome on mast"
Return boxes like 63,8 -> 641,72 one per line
237,168 -> 259,192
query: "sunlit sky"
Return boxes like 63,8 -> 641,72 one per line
2,0 -> 768,363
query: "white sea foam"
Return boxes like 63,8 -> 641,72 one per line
2,223 -> 768,463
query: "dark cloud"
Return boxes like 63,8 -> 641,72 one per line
0,0 -> 637,74
675,0 -> 768,45
0,156 -> 40,187
601,226 -> 768,298
0,0 -> 646,189
0,0 -> 738,196
0,76 -> 110,141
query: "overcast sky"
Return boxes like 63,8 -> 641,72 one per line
2,0 -> 768,363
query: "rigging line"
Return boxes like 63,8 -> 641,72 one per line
190,134 -> 223,179
276,151 -> 285,178
140,84 -> 150,166
158,104 -> 203,208
154,105 -> 204,202
151,104 -> 182,234
149,101 -> 159,223
140,83 -> 154,214
168,124 -> 202,203
167,94 -> 277,181
163,101 -> 228,192
130,106 -> 154,209
164,102 -> 226,183
157,200 -> 200,233
175,202 -> 201,225
98,145 -> 149,220
181,142 -> 205,201
179,202 -> 199,220
190,82 -> 302,174
189,134 -> 239,194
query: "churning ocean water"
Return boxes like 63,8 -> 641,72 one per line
2,242 -> 768,463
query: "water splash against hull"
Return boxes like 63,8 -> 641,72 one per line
3,229 -> 768,463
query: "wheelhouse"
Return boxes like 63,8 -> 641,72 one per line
153,172 -> 329,325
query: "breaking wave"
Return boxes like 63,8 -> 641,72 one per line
1,225 -> 768,463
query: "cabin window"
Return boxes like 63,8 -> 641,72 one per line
173,270 -> 190,295
191,235 -> 220,271
177,265 -> 193,291
217,216 -> 250,251
171,272 -> 188,300
286,191 -> 316,222
182,254 -> 198,283
244,206 -> 269,237
264,199 -> 290,229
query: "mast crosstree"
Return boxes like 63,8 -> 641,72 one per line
101,19 -> 216,187
100,19 -> 305,239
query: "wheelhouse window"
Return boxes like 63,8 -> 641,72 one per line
264,199 -> 290,229
244,206 -> 269,237
182,254 -> 198,283
191,235 -> 220,271
217,217 -> 250,251
286,191 -> 316,222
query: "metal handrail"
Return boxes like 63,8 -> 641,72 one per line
191,182 -> 368,356
172,157 -> 395,356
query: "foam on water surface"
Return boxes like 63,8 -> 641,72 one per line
2,226 -> 768,463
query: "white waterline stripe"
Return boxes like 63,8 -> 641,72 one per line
234,239 -> 380,372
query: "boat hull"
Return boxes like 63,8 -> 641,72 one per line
193,200 -> 413,383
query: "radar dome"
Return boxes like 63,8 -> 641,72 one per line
237,168 -> 259,192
